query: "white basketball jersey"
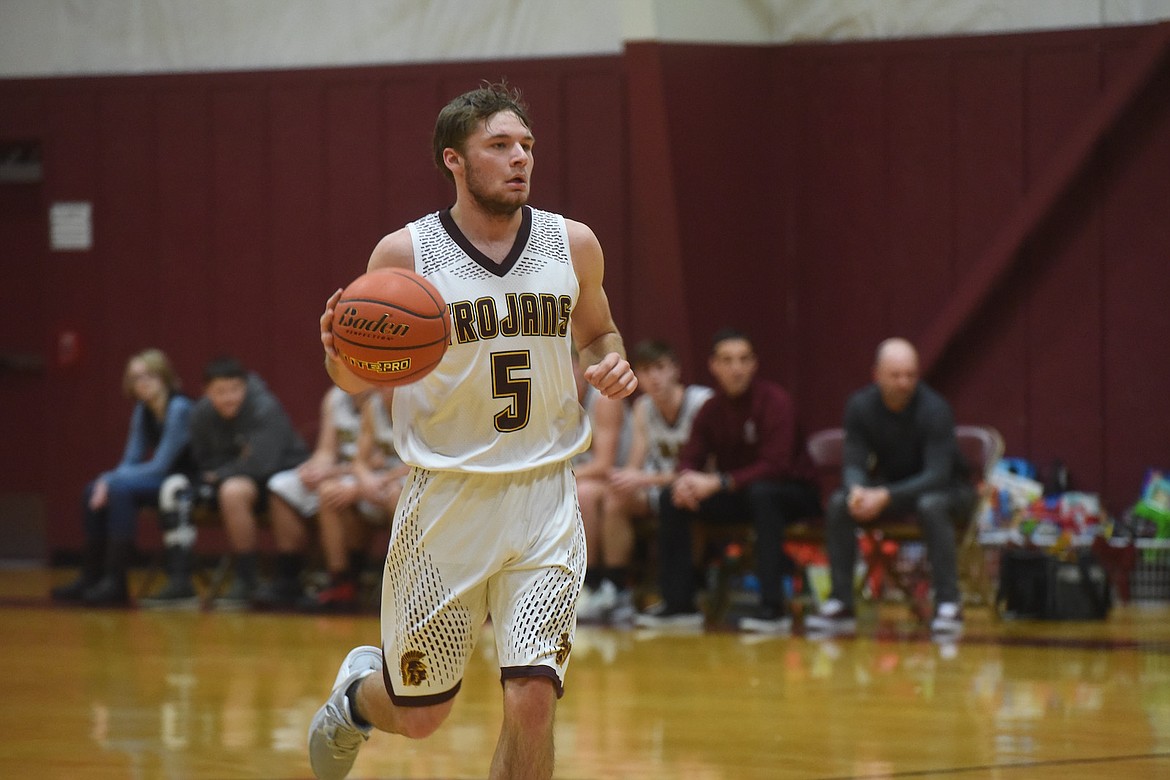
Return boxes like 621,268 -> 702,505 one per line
328,386 -> 364,464
393,206 -> 590,473
640,384 -> 714,475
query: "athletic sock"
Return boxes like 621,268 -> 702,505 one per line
276,552 -> 304,583
346,678 -> 372,729
347,550 -> 367,581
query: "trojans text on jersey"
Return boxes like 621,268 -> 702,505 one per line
447,292 -> 572,344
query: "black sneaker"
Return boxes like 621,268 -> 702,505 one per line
633,603 -> 704,630
804,598 -> 857,633
212,578 -> 256,610
51,574 -> 99,602
139,579 -> 200,610
81,577 -> 129,607
252,579 -> 303,609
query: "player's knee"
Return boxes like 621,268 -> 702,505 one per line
576,478 -> 602,504
397,702 -> 451,739
217,476 -> 257,507
915,492 -> 950,522
502,676 -> 557,730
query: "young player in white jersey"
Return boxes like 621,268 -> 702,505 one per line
309,82 -> 637,780
572,349 -> 634,621
301,386 -> 408,612
263,386 -> 377,607
582,340 -> 714,622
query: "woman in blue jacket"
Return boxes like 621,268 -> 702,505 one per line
52,349 -> 193,605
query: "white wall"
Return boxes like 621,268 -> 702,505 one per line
1,0 -> 1169,77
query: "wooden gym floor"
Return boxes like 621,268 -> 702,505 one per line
3,566 -> 1170,779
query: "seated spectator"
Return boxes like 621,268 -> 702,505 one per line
634,328 -> 820,633
259,386 -> 376,608
805,338 -> 975,636
301,386 -> 409,611
572,350 -> 631,620
51,349 -> 193,606
141,356 -> 309,609
579,339 -> 713,623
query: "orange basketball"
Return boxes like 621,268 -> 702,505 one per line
331,268 -> 451,386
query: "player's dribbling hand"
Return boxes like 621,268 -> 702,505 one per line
320,288 -> 343,358
583,352 -> 638,399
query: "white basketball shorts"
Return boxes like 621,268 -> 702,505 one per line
379,460 -> 586,706
267,468 -> 387,521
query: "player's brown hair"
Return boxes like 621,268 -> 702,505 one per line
433,80 -> 531,183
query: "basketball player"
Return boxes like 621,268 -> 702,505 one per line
308,82 -> 637,780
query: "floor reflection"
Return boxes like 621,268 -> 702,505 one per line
6,573 -> 1170,779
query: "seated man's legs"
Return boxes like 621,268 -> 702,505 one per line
262,470 -> 316,606
267,470 -> 313,554
577,485 -> 643,623
745,479 -> 820,617
649,489 -> 756,621
594,485 -> 643,616
822,488 -> 857,609
916,486 -> 975,608
308,476 -> 365,610
813,485 -> 976,630
217,474 -> 265,604
653,487 -> 703,616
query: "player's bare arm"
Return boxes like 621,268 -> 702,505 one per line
367,228 -> 417,273
568,219 -> 637,400
572,395 -> 625,481
321,228 -> 416,393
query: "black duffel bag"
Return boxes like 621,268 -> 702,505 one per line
996,546 -> 1111,620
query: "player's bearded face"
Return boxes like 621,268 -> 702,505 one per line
461,111 -> 533,216
464,152 -> 529,216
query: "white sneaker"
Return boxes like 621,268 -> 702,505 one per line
575,584 -> 598,620
579,579 -> 625,622
308,646 -> 383,780
930,602 -> 964,635
803,598 -> 857,633
738,607 -> 793,635
610,588 -> 636,625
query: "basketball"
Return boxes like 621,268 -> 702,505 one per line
331,268 -> 451,386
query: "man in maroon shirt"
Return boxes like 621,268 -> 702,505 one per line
634,328 -> 820,633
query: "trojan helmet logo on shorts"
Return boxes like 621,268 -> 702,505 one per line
400,650 -> 428,686
555,633 -> 572,665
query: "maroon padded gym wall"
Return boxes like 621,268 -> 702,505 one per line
0,59 -> 628,554
1,24 -> 1168,558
